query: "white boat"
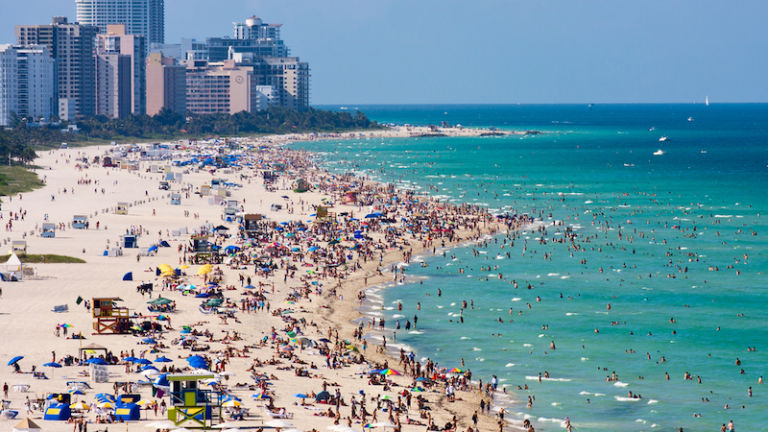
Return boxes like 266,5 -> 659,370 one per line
687,117 -> 694,122
653,149 -> 664,156
658,136 -> 669,142
705,96 -> 710,106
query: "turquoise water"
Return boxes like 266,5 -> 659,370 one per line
298,104 -> 768,431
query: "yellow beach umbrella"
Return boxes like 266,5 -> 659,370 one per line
221,400 -> 241,407
158,264 -> 174,274
136,399 -> 155,406
179,265 -> 190,269
97,401 -> 115,409
69,402 -> 90,410
197,264 -> 213,276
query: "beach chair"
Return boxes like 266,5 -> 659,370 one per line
263,407 -> 293,419
52,304 -> 68,313
33,372 -> 49,380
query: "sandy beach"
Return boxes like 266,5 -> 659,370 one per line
0,125 -> 529,432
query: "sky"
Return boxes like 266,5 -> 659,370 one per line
2,0 -> 767,105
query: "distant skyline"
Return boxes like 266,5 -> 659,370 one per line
2,0 -> 767,105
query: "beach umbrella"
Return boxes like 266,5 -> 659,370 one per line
447,367 -> 463,373
68,389 -> 85,395
379,368 -> 401,376
136,399 -> 155,406
293,393 -> 309,398
97,401 -> 115,409
141,365 -> 159,371
43,362 -> 62,368
197,264 -> 213,276
12,417 -> 42,431
154,356 -> 172,363
327,426 -> 356,432
142,337 -> 157,344
7,356 -> 23,366
95,393 -> 115,402
134,358 -> 152,365
315,391 -> 330,402
148,245 -> 158,253
222,399 -> 241,407
86,358 -> 108,365
147,297 -> 173,305
69,402 -> 90,410
251,392 -> 270,400
122,356 -> 138,363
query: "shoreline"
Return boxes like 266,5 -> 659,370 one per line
0,129 -> 531,432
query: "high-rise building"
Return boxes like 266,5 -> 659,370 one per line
95,52 -> 132,119
97,25 -> 146,115
16,17 -> 98,118
76,0 -> 165,45
0,45 -> 55,126
146,52 -> 186,116
185,60 -> 268,115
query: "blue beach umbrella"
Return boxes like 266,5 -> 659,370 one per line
68,389 -> 85,395
141,365 -> 159,371
43,362 -> 62,368
134,358 -> 152,365
7,356 -> 23,366
154,356 -> 172,363
142,338 -> 157,344
122,356 -> 138,363
86,358 -> 108,365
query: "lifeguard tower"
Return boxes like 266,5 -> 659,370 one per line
115,202 -> 129,215
11,240 -> 27,253
72,215 -> 88,229
244,214 -> 263,236
41,223 -> 56,238
122,234 -> 138,249
92,297 -> 132,335
293,178 -> 309,193
315,206 -> 336,222
167,374 -> 223,429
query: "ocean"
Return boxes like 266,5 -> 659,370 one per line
294,104 -> 768,431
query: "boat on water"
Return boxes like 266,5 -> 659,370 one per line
705,96 -> 710,106
659,136 -> 669,142
687,117 -> 694,122
653,149 -> 664,156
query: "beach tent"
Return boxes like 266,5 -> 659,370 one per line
115,403 -> 140,421
122,272 -> 133,281
12,417 -> 41,431
43,403 -> 71,421
5,253 -> 22,271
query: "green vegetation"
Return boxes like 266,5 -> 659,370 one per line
0,254 -> 86,263
0,107 -> 381,161
0,165 -> 44,197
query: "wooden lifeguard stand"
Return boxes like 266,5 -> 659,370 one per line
167,373 -> 223,429
315,205 -> 336,222
92,297 -> 132,335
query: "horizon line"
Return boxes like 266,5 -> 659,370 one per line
313,101 -> 768,107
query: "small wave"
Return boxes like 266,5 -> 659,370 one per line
505,363 -> 515,367
613,381 -> 629,387
473,347 -> 482,351
714,214 -> 733,218
647,399 -> 658,405
615,396 -> 641,402
408,330 -> 424,335
460,336 -> 471,340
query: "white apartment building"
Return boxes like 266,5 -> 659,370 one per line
76,0 -> 164,45
0,45 -> 54,126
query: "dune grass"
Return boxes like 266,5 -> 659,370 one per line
0,254 -> 85,264
0,166 -> 44,197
